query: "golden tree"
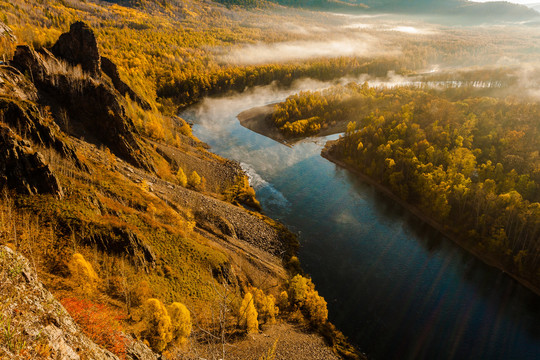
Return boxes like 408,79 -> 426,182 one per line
68,253 -> 99,296
188,170 -> 201,189
168,302 -> 192,345
239,292 -> 258,334
144,298 -> 173,352
176,167 -> 187,187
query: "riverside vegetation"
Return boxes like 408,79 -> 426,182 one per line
270,81 -> 540,294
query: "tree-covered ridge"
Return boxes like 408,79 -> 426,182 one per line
273,83 -> 540,287
3,0 -> 538,114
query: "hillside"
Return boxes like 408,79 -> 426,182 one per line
0,14 -> 362,360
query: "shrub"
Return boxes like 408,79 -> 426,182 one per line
132,280 -> 152,307
68,253 -> 99,295
239,292 -> 258,334
168,302 -> 191,344
277,291 -> 289,311
61,297 -> 128,359
143,298 -> 173,352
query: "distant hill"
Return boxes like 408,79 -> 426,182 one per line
263,0 -> 540,21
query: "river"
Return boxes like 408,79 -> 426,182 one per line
180,82 -> 540,360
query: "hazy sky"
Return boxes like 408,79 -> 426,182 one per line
473,0 -> 539,4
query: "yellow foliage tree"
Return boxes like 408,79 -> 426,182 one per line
176,167 -> 187,187
278,290 -> 289,310
239,292 -> 258,334
188,170 -> 201,189
288,274 -> 312,304
168,302 -> 191,345
144,298 -> 173,352
287,275 -> 328,327
248,286 -> 278,324
68,253 -> 99,296
304,290 -> 328,326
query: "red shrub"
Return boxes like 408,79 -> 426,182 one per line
61,297 -> 129,359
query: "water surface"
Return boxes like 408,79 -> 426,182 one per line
181,84 -> 540,360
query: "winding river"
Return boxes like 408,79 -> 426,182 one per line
181,82 -> 540,360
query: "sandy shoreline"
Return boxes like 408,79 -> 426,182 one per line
237,104 -> 540,298
237,103 -> 292,146
237,104 -> 348,146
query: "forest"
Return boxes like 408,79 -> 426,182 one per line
271,82 -> 540,287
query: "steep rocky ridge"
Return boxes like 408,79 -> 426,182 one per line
10,23 -> 154,172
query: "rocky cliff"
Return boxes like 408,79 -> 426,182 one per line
0,124 -> 63,197
0,246 -> 157,360
10,22 -> 154,172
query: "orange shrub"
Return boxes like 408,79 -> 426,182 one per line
61,297 -> 128,359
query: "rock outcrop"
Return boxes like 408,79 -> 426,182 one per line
0,246 -> 158,360
101,56 -> 151,110
51,21 -> 101,78
11,40 -> 154,172
0,97 -> 86,170
86,226 -> 157,269
0,65 -> 37,101
0,124 -> 63,197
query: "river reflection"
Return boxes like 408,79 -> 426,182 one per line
182,86 -> 540,360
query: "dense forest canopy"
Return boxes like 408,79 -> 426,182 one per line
271,82 -> 540,287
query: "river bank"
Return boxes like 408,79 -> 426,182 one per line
322,144 -> 540,299
237,104 -> 347,146
238,104 -> 540,299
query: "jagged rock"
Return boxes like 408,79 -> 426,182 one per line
81,225 -> 157,269
211,262 -> 237,286
0,65 -> 38,101
0,96 -> 87,170
0,124 -> 63,197
101,56 -> 151,110
0,246 -> 158,360
51,21 -> 101,78
195,210 -> 238,240
11,44 -> 154,172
